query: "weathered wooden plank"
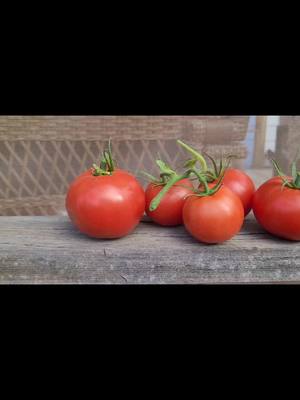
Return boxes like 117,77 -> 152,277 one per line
0,215 -> 300,284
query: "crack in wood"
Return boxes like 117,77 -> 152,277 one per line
119,274 -> 128,283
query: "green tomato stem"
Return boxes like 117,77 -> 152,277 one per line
149,173 -> 189,211
189,166 -> 226,197
177,140 -> 208,172
92,139 -> 115,176
191,169 -> 210,193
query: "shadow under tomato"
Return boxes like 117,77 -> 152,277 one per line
65,220 -> 140,242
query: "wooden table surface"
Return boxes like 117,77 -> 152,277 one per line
0,215 -> 300,284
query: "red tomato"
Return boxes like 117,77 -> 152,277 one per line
200,169 -> 255,216
66,169 -> 145,239
183,185 -> 244,244
253,176 -> 300,241
218,169 -> 255,216
145,178 -> 194,226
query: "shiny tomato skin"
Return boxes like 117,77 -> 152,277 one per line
145,178 -> 194,226
221,169 -> 255,216
183,185 -> 244,244
253,176 -> 300,241
66,169 -> 145,239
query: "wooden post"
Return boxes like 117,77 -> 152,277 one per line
253,116 -> 268,168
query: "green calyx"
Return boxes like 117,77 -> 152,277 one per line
149,165 -> 226,212
92,139 -> 116,176
202,153 -> 236,182
176,139 -> 233,194
145,141 -> 235,212
189,166 -> 227,198
146,157 -> 226,212
272,159 -> 300,190
177,140 -> 235,183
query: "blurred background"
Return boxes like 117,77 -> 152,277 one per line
0,115 -> 299,216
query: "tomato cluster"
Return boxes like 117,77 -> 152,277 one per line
66,140 -> 300,243
144,141 -> 255,244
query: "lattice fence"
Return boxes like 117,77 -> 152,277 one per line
0,116 -> 249,215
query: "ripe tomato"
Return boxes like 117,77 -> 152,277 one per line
145,178 -> 194,226
222,169 -> 255,216
215,169 -> 255,216
66,168 -> 145,239
253,176 -> 300,241
183,185 -> 244,244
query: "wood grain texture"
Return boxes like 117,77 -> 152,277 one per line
0,215 -> 300,284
